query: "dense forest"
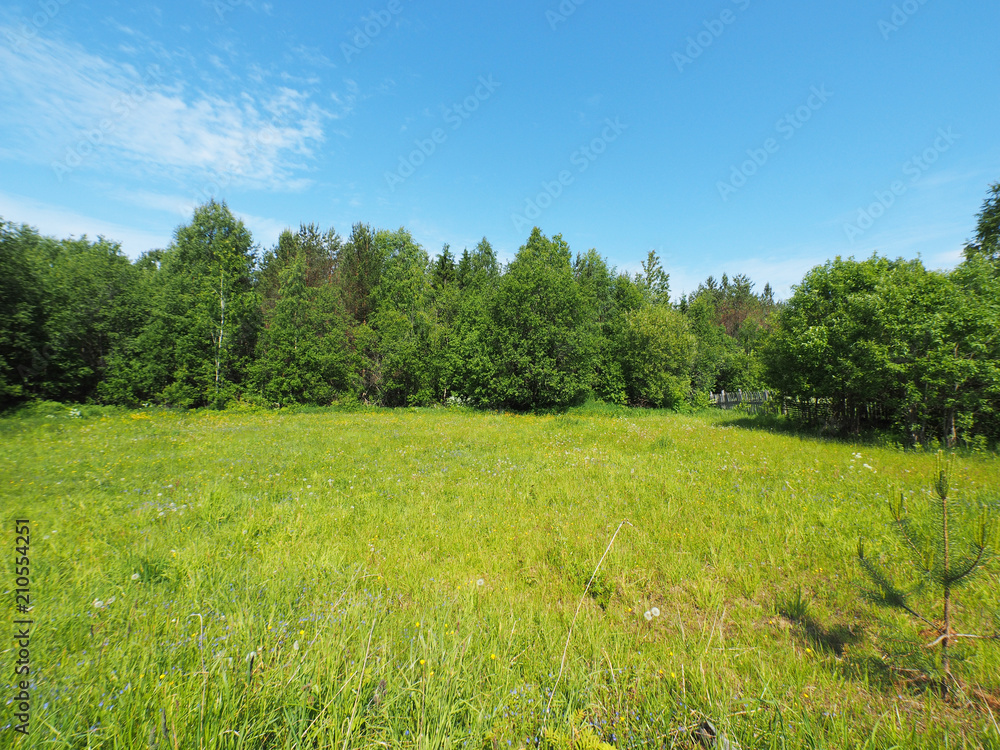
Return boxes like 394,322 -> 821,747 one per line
2,182 -> 998,447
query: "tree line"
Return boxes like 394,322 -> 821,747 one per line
1,182 -> 998,447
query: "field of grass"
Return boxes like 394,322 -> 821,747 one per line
2,402 -> 999,749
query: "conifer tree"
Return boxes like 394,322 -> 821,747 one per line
857,457 -> 997,694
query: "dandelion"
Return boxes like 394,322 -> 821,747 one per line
93,599 -> 104,609
644,611 -> 652,621
490,653 -> 496,660
131,573 -> 140,581
292,641 -> 299,651
650,607 -> 660,617
420,659 -> 425,665
106,596 -> 115,605
477,578 -> 484,587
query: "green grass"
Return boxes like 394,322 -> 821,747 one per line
2,404 -> 999,749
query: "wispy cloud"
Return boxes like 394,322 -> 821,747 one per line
0,26 -> 341,191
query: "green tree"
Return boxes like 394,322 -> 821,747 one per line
636,249 -> 670,306
131,200 -> 258,407
857,460 -> 996,693
425,245 -> 464,402
258,224 -> 339,303
252,228 -> 353,406
475,228 -> 598,409
762,255 -> 997,444
0,222 -> 144,407
361,228 -> 432,405
336,223 -> 383,325
620,305 -> 696,408
39,235 -> 145,404
763,256 -> 903,429
456,238 -> 500,290
682,272 -> 775,395
684,292 -> 729,395
0,221 -> 46,409
963,181 -> 1000,269
431,244 -> 457,290
450,239 -> 503,404
574,249 -> 620,403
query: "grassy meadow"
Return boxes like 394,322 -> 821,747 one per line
2,403 -> 999,749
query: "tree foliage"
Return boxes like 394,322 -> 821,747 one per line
474,229 -> 598,409
857,459 -> 997,691
764,252 -> 1000,444
964,181 -> 1000,270
4,182 -> 998,443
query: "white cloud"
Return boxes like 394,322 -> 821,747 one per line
0,27 -> 338,191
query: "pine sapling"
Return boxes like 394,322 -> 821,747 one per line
857,457 -> 997,695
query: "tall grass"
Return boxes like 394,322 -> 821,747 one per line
1,405 -> 998,748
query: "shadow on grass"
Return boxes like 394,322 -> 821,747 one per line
714,410 -> 914,451
791,613 -> 861,658
777,590 -> 862,658
776,597 -> 949,697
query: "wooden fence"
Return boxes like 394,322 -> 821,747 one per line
778,397 -> 889,427
709,391 -> 890,427
709,390 -> 773,413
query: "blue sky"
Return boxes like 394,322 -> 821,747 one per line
1,0 -> 997,298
